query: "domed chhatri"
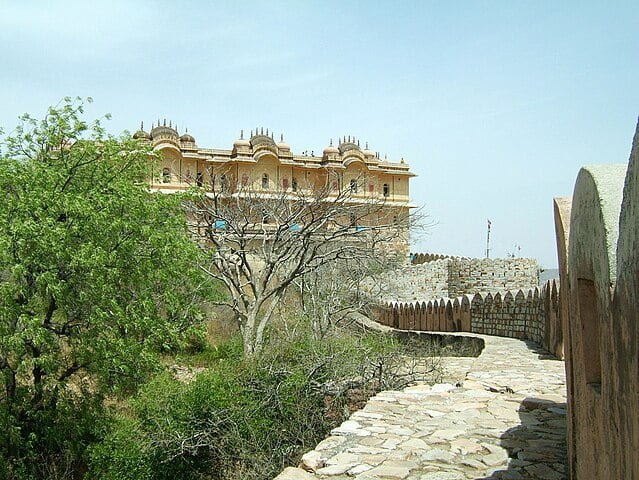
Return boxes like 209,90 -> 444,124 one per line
179,128 -> 195,144
233,129 -> 250,149
132,121 -> 151,140
362,141 -> 376,159
149,119 -> 178,139
323,138 -> 339,156
276,133 -> 290,152
249,127 -> 277,148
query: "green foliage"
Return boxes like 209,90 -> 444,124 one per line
0,98 -> 214,478
88,324 -> 443,480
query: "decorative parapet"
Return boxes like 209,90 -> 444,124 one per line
374,280 -> 561,356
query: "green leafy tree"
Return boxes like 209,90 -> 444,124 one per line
0,98 -> 211,478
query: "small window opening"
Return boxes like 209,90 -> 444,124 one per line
350,179 -> 358,193
162,168 -> 170,183
262,173 -> 269,189
578,278 -> 601,391
383,183 -> 390,197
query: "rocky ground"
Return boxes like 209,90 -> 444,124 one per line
275,334 -> 567,480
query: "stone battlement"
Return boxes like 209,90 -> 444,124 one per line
380,254 -> 540,301
374,280 -> 562,358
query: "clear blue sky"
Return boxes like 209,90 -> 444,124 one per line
1,1 -> 638,267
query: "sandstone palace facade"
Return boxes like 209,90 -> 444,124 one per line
133,121 -> 415,250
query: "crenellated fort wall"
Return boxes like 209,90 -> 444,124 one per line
379,254 -> 540,302
553,120 -> 639,480
374,280 -> 561,356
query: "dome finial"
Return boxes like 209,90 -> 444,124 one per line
365,141 -> 369,149
169,120 -> 172,128
280,133 -> 283,142
240,129 -> 244,139
330,138 -> 333,146
357,139 -> 360,147
140,121 -> 144,130
260,127 -> 264,135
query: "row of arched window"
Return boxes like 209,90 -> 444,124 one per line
161,168 -> 390,197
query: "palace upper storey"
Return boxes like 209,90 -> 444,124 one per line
133,121 -> 415,206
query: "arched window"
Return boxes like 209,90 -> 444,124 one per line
350,179 -> 358,193
162,168 -> 170,183
196,172 -> 203,187
262,173 -> 269,189
282,178 -> 289,190
292,178 -> 298,192
383,183 -> 390,197
220,174 -> 229,192
241,174 -> 249,187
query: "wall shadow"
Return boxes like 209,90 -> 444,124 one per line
520,340 -> 558,360
391,330 -> 485,357
476,397 -> 567,480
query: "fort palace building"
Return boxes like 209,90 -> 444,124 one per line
133,121 -> 415,250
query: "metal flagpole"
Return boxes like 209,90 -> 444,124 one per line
486,219 -> 491,258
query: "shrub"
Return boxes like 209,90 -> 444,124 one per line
88,324 -> 443,480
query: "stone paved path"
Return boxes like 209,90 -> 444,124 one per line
275,334 -> 567,480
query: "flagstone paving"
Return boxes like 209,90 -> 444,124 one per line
275,334 -> 567,480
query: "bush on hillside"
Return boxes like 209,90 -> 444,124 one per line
88,325 -> 444,480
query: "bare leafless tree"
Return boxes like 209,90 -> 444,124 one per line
185,172 -> 416,356
293,255 -> 398,338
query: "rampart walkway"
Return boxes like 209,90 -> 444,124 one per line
276,334 -> 567,480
